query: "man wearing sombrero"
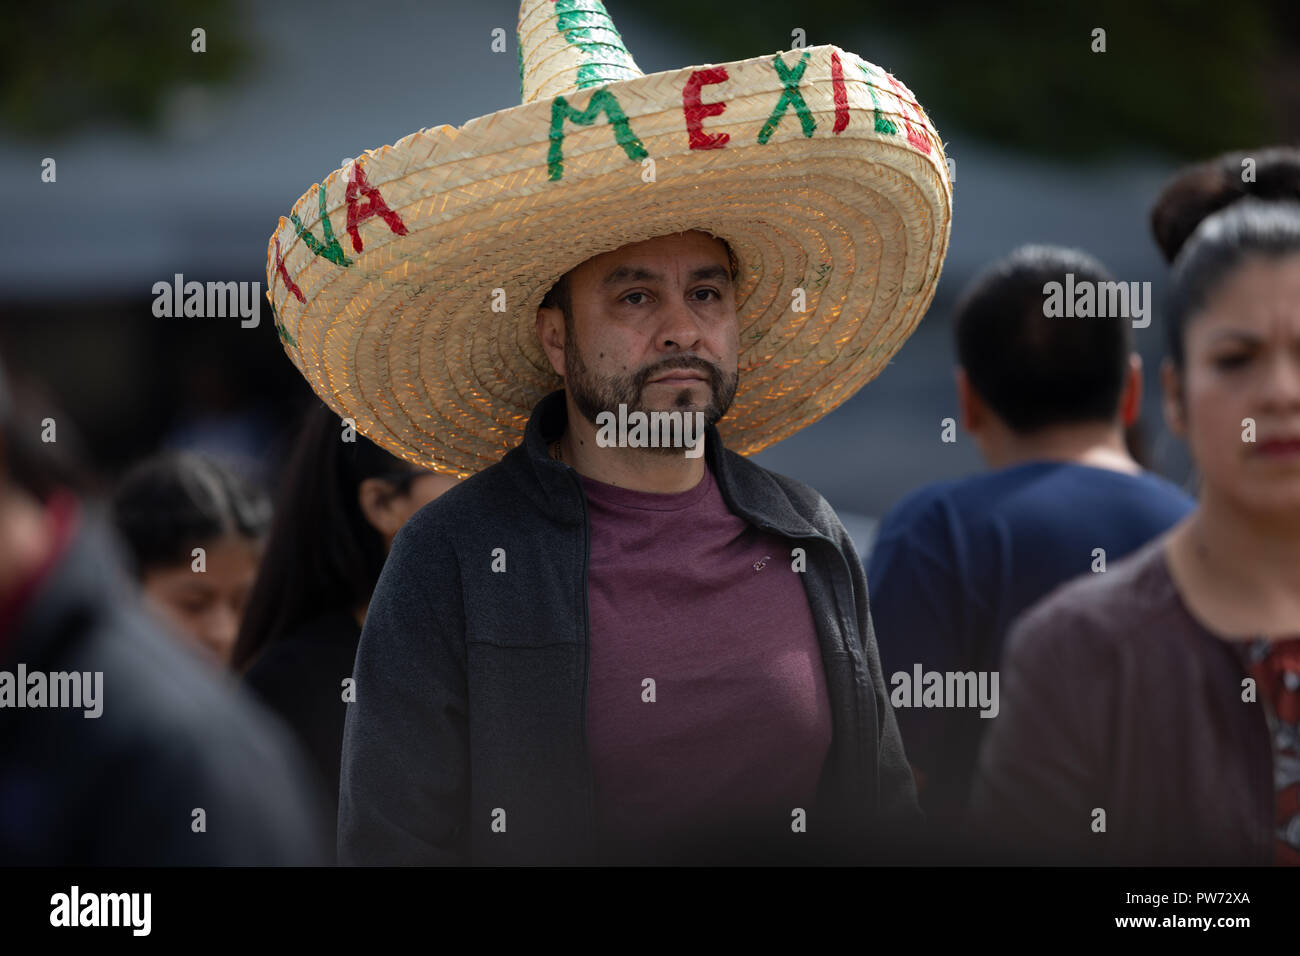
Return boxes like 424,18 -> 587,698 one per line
268,0 -> 951,864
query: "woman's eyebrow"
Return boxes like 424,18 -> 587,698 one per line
1206,329 -> 1263,345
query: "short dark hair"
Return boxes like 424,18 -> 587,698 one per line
1166,200 -> 1300,367
953,245 -> 1131,435
540,271 -> 573,324
1150,146 -> 1300,264
540,234 -> 741,327
111,450 -> 271,577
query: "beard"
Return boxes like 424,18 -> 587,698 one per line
564,333 -> 738,455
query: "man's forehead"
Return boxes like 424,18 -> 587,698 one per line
574,231 -> 731,281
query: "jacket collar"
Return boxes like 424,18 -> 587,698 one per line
503,389 -> 821,539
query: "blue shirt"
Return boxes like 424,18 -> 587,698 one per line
866,461 -> 1195,823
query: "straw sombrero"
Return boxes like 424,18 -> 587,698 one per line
266,0 -> 952,478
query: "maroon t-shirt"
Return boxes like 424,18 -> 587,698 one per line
579,461 -> 832,862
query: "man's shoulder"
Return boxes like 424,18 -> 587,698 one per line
721,450 -> 846,538
878,463 -> 1190,541
872,475 -> 969,549
399,454 -> 528,541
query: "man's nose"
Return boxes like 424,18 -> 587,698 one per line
655,294 -> 704,351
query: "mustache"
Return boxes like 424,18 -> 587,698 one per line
634,357 -> 721,390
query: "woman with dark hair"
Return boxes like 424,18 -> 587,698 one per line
234,400 -> 458,844
971,200 -> 1300,865
112,451 -> 270,666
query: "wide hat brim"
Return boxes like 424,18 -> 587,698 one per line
266,43 -> 952,477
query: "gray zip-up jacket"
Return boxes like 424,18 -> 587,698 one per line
339,389 -> 920,865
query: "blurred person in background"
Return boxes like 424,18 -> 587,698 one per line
867,245 -> 1194,839
111,450 -> 270,667
233,400 -> 458,851
971,200 -> 1300,865
0,358 -> 326,864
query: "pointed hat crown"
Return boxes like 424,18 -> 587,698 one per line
517,0 -> 644,104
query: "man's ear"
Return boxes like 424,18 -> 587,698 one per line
1160,357 -> 1187,438
1119,352 -> 1143,427
536,305 -> 567,378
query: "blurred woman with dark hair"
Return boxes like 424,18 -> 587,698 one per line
971,200 -> 1300,865
234,400 -> 458,844
112,451 -> 270,667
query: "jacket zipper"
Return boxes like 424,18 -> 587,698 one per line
568,467 -> 598,863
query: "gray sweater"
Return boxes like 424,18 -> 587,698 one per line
339,389 -> 920,865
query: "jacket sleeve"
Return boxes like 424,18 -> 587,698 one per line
338,506 -> 470,865
834,520 -> 923,831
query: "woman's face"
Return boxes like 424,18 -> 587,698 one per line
1164,252 -> 1300,517
359,469 -> 460,550
140,533 -> 261,666
392,472 -> 460,527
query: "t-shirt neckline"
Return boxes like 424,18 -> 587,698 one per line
578,462 -> 714,512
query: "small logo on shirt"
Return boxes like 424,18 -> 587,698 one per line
752,555 -> 771,571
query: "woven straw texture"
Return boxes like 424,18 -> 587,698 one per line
266,0 -> 952,478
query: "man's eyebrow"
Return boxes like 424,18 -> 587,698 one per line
600,264 -> 732,286
689,264 -> 732,285
602,265 -> 661,286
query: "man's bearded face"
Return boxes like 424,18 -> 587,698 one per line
553,230 -> 741,450
565,322 -> 739,436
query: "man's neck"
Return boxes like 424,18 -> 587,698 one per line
984,423 -> 1140,475
555,402 -> 708,494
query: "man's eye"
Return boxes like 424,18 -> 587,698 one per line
622,292 -> 647,305
693,288 -> 720,301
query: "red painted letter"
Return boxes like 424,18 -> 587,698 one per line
884,73 -> 932,154
683,66 -> 730,150
275,236 -> 305,304
345,162 -> 409,254
831,51 -> 848,134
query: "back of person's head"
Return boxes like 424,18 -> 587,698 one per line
953,245 -> 1132,435
1166,199 -> 1300,368
111,451 -> 269,578
231,400 -> 428,671
1151,146 -> 1300,264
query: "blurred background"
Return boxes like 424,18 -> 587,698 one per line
3,0 -> 1298,551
